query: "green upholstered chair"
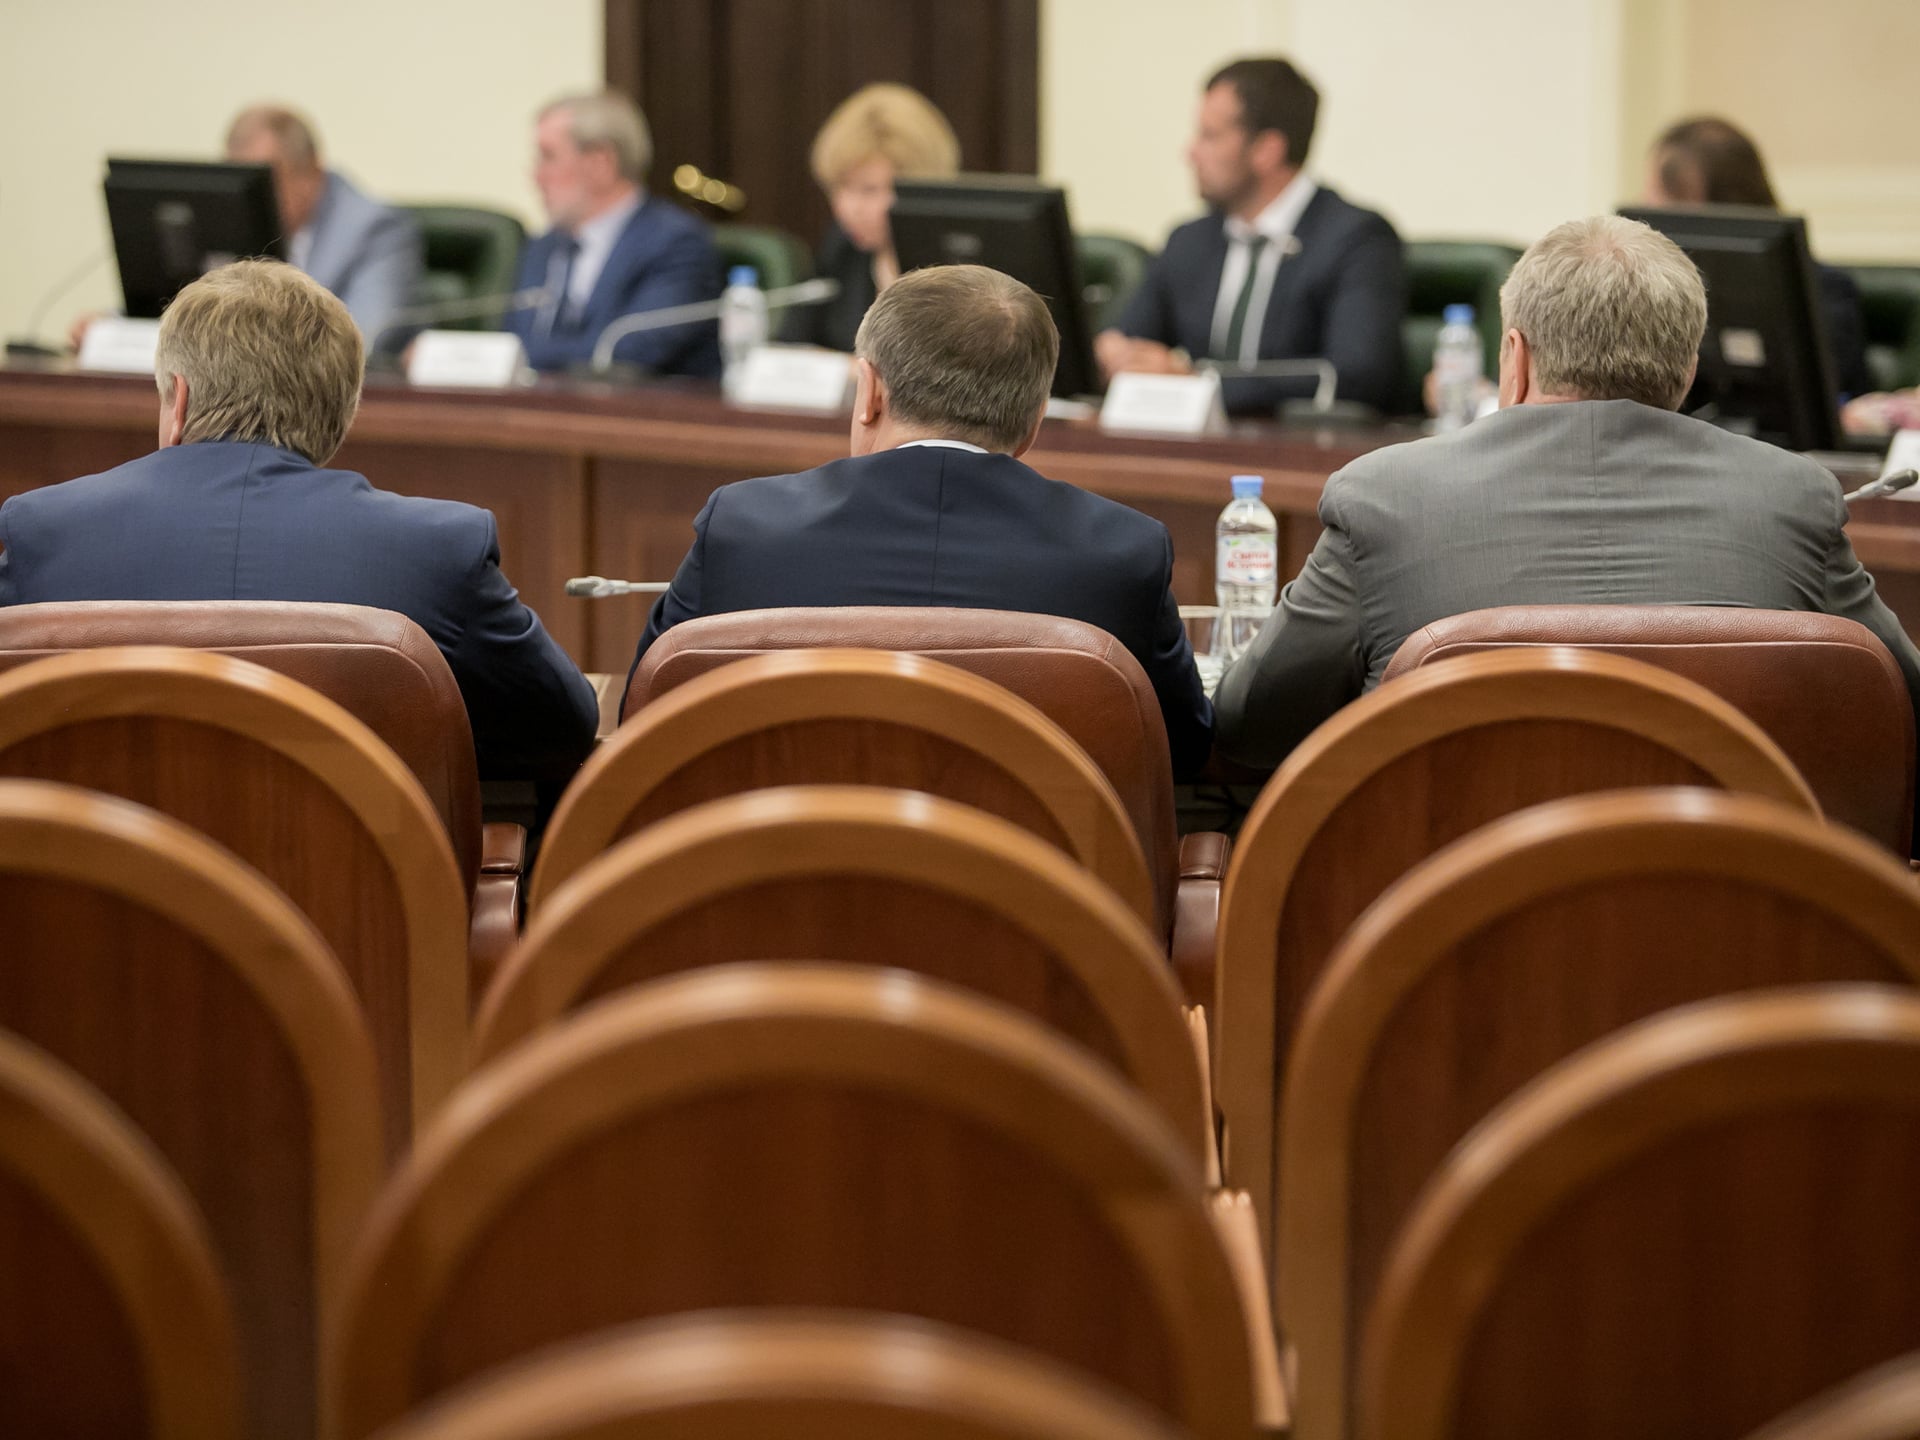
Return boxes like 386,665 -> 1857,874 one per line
1400,240 -> 1523,415
1845,264 -> 1920,393
1077,232 -> 1153,333
400,204 -> 528,330
712,223 -> 814,292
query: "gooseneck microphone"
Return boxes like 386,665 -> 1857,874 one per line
1844,468 -> 1919,505
589,277 -> 841,374
368,286 -> 555,354
565,576 -> 671,598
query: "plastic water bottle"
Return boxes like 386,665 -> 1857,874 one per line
1215,474 -> 1279,665
719,265 -> 768,394
1433,303 -> 1483,432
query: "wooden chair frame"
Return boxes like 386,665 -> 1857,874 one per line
333,965 -> 1259,1440
1214,647 -> 1818,1246
530,649 -> 1154,927
1359,986 -> 1920,1440
0,1028 -> 244,1439
1280,789 -> 1920,1440
477,785 -> 1207,1164
1743,1352 -> 1920,1440
360,1312 -> 1189,1440
0,778 -> 386,1439
0,648 -> 469,1134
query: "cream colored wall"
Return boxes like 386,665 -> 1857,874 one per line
0,0 -> 601,342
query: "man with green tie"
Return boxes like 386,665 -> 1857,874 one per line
1094,57 -> 1407,417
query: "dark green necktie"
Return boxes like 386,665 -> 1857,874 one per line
1222,235 -> 1271,358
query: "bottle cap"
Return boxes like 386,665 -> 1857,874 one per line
1230,474 -> 1264,500
1443,303 -> 1475,326
727,265 -> 760,287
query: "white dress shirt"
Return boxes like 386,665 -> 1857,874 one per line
896,439 -> 990,454
1209,174 -> 1319,362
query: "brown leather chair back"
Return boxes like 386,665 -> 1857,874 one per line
0,1027 -> 244,1440
629,609 -> 1180,938
363,1313 -> 1190,1440
334,965 -> 1256,1440
0,779 -> 381,1440
1280,790 -> 1920,1440
0,601 -> 483,890
1359,986 -> 1920,1440
1382,605 -> 1916,854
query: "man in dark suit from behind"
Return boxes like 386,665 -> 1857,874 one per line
1098,57 -> 1407,417
634,264 -> 1214,779
503,90 -> 722,378
0,260 -> 599,785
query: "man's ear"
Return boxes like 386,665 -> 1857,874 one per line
1497,329 -> 1529,408
1009,401 -> 1048,459
854,357 -> 885,426
159,374 -> 190,447
1254,129 -> 1290,176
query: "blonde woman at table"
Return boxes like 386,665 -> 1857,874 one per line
783,83 -> 961,354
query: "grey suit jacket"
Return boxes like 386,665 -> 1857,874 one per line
1214,398 -> 1920,767
301,171 -> 421,344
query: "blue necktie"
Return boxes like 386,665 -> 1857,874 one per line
542,236 -> 582,337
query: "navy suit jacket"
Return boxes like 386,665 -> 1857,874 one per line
1113,186 -> 1407,416
0,441 -> 599,783
633,445 -> 1214,779
506,195 -> 723,377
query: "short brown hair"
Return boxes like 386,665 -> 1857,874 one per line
156,260 -> 364,464
1500,216 -> 1708,410
1653,116 -> 1779,209
811,83 -> 961,191
224,104 -> 321,171
854,265 -> 1058,452
1207,58 -> 1319,166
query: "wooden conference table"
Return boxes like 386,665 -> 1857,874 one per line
2,363 -> 1917,680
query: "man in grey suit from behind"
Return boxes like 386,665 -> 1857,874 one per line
1215,213 -> 1920,768
225,105 -> 422,346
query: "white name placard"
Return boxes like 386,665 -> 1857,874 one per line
407,330 -> 528,389
725,344 -> 854,413
1099,371 -> 1227,436
76,317 -> 161,375
1882,429 -> 1920,497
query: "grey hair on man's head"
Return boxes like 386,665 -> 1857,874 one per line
540,90 -> 652,182
1500,214 -> 1708,410
854,265 -> 1059,453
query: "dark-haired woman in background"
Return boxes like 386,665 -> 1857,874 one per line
1644,116 -> 1872,401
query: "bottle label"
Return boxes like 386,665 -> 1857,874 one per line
1218,534 -> 1278,584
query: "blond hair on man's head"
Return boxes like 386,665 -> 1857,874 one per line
1500,215 -> 1708,410
155,260 -> 364,465
224,104 -> 322,170
810,83 -> 960,191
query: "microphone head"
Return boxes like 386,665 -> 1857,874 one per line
564,576 -> 607,596
1884,468 -> 1919,496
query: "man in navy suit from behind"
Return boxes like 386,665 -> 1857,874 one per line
633,264 -> 1214,779
0,260 -> 599,784
1098,57 -> 1406,417
504,90 -> 722,378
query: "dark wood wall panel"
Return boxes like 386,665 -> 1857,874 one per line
607,0 -> 1040,246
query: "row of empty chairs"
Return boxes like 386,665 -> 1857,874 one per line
0,597 -> 1916,1437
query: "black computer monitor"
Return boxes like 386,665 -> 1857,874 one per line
1618,205 -> 1839,452
889,176 -> 1098,399
104,159 -> 284,317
